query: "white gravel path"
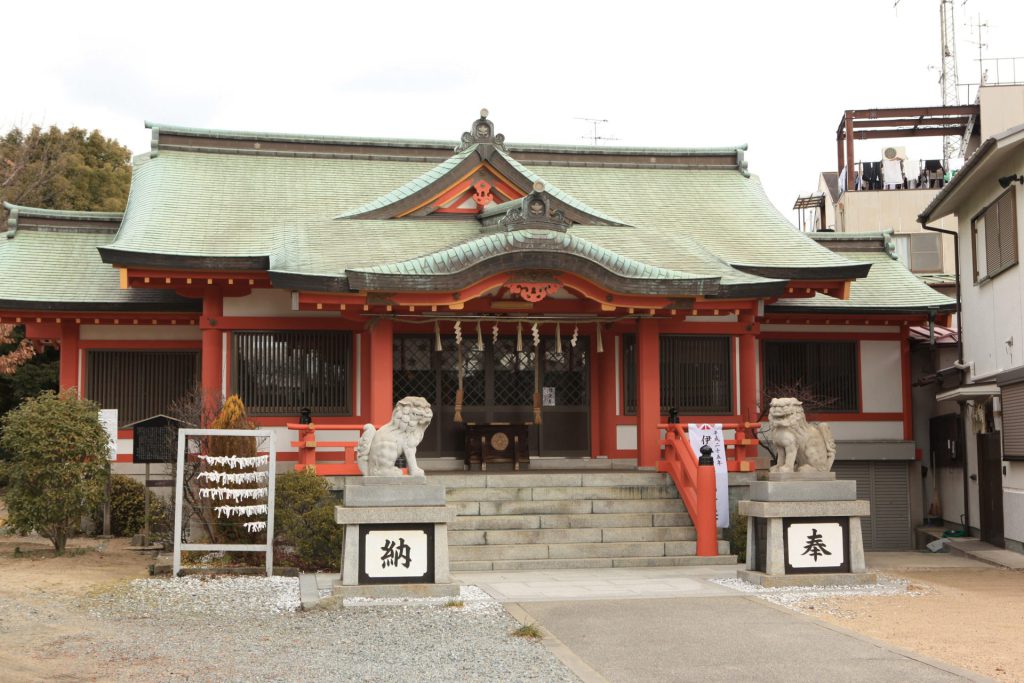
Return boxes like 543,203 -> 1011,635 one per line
712,575 -> 933,618
62,576 -> 577,682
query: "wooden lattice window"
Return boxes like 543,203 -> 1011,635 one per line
233,331 -> 351,415
623,335 -> 732,415
86,350 -> 199,427
762,341 -> 858,412
972,188 -> 1018,281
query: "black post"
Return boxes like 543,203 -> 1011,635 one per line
699,444 -> 714,466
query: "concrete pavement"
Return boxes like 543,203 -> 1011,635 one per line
451,552 -> 994,682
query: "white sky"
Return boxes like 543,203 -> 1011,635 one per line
3,0 -> 1023,221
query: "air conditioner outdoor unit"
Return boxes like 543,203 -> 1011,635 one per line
882,146 -> 907,160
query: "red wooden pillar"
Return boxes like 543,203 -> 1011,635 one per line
598,329 -> 617,457
739,315 -> 758,423
369,318 -> 394,425
901,329 -> 913,440
201,287 -> 223,405
589,332 -> 602,458
59,321 -> 80,394
636,318 -> 660,468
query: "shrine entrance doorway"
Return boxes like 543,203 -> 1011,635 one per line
392,334 -> 590,459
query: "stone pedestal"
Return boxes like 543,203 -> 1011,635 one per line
737,472 -> 877,587
333,479 -> 459,599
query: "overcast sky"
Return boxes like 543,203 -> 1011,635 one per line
4,0 -> 1023,221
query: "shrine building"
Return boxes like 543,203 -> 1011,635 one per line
0,111 -> 955,556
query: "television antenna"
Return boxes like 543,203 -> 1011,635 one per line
895,0 -> 965,161
575,117 -> 619,145
965,14 -> 989,84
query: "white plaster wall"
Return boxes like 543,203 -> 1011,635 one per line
1004,488 -> 1024,545
616,424 -> 637,451
223,289 -> 338,317
860,340 -> 903,412
957,155 -> 1024,382
80,325 -> 201,340
979,85 -> 1024,140
1005,458 -> 1024,490
938,465 -> 966,526
826,421 -> 904,441
963,419 -> 983,531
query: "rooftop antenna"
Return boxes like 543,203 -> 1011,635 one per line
575,117 -> 619,145
939,0 -> 962,162
965,13 -> 989,85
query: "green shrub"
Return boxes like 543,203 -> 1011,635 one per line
730,513 -> 748,564
0,390 -> 108,552
90,474 -> 170,538
274,469 -> 343,571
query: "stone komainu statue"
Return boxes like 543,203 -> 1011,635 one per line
355,396 -> 434,477
767,397 -> 836,473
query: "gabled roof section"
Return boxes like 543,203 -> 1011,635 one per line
5,201 -> 122,239
335,111 -> 628,227
345,229 -> 719,296
918,121 -> 1024,223
768,232 -> 955,314
0,203 -> 199,312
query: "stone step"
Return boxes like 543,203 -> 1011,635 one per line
477,500 -> 595,516
429,471 -> 671,489
450,538 -> 731,562
450,554 -> 738,572
445,485 -> 678,503
450,528 -> 604,546
450,515 -> 543,531
448,525 -> 697,546
591,499 -> 684,514
450,512 -> 692,531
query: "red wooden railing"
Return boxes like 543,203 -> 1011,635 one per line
657,424 -> 718,556
656,421 -> 762,557
287,422 -> 367,476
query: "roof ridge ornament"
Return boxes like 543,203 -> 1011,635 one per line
455,108 -> 507,154
496,182 -> 570,233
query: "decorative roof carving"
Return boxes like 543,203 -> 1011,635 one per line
454,109 -> 507,154
486,183 -> 571,233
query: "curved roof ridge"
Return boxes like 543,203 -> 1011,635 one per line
145,121 -> 747,158
3,201 -> 124,221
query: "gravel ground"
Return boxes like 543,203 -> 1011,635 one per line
57,576 -> 577,682
711,575 -> 933,618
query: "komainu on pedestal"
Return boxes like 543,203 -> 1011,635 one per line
355,397 -> 433,477
767,397 -> 836,473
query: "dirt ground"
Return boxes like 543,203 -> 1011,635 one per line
0,534 -> 154,682
1,533 -> 1023,682
791,567 -> 1024,682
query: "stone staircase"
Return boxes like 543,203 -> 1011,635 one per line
429,471 -> 734,571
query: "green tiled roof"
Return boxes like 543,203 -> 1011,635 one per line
769,234 -> 956,313
495,150 -> 626,226
356,229 -> 699,280
101,146 -> 848,286
335,147 -> 478,218
0,225 -> 198,311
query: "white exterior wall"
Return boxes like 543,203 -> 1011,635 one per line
952,150 -> 1024,546
223,289 -> 338,317
860,340 -> 903,412
80,325 -> 201,340
957,155 -> 1024,381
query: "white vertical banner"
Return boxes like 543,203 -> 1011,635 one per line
99,409 -> 119,461
687,423 -> 730,528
